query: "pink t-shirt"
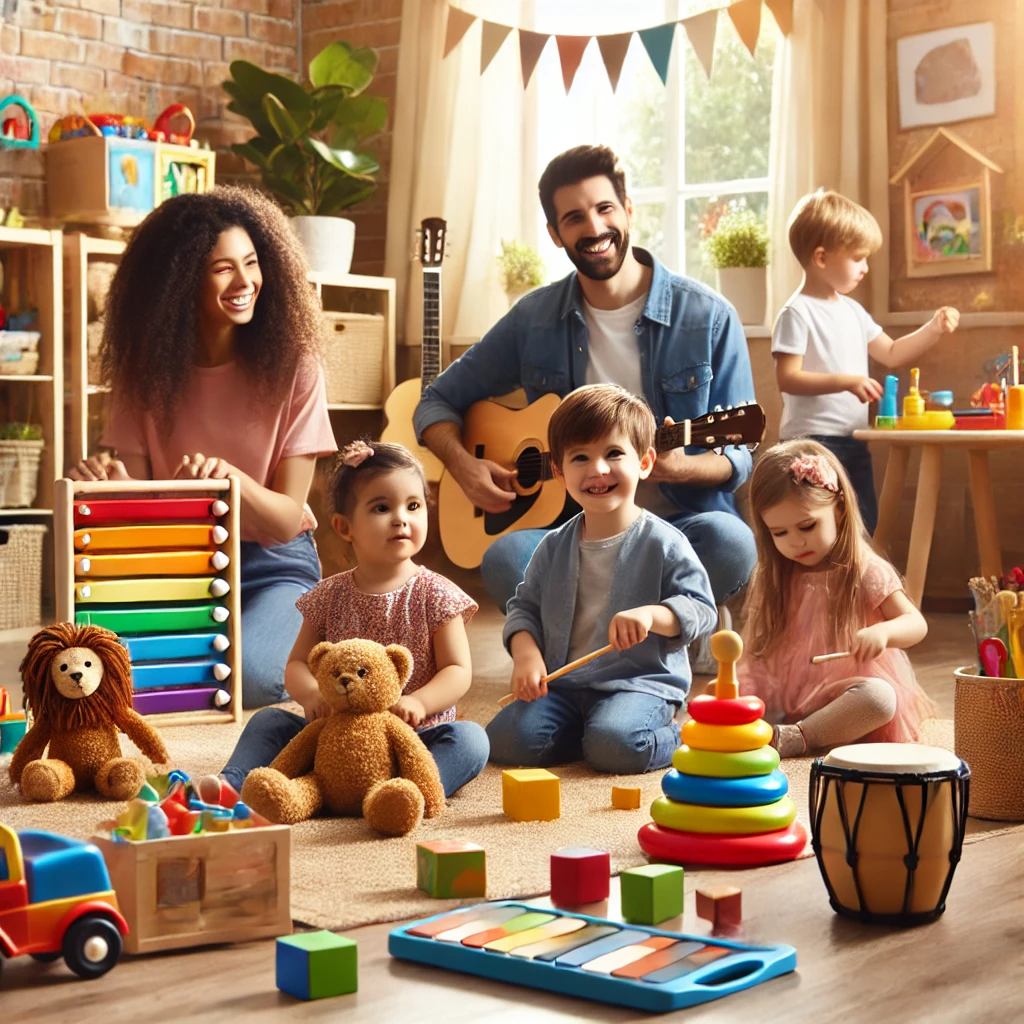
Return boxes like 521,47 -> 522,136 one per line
102,355 -> 337,545
295,566 -> 478,729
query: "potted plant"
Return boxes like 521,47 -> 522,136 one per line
498,239 -> 547,306
223,41 -> 388,275
701,200 -> 769,325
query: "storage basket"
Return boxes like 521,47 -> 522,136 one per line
953,666 -> 1024,821
0,331 -> 40,376
0,438 -> 44,507
0,523 -> 47,628
322,311 -> 386,406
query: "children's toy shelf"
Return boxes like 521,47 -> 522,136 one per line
54,477 -> 242,727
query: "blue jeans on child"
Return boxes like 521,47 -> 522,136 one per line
221,707 -> 490,799
240,531 -> 322,709
809,434 -> 878,535
486,687 -> 680,775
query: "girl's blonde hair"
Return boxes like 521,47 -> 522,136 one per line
743,439 -> 869,659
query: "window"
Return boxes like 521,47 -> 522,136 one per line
534,17 -> 776,287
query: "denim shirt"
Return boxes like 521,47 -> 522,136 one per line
413,248 -> 757,517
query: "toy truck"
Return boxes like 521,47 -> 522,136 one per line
0,822 -> 128,981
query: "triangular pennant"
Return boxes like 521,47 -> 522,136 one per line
637,22 -> 676,85
519,29 -> 549,88
682,10 -> 718,79
555,35 -> 590,93
765,0 -> 793,36
480,20 -> 512,73
443,5 -> 476,59
727,0 -> 762,57
596,33 -> 632,92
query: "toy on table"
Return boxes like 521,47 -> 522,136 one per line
277,931 -> 358,1001
550,847 -> 610,906
497,643 -> 614,708
611,785 -> 641,809
48,113 -> 102,143
0,95 -> 39,150
898,367 -> 955,430
809,743 -> 969,924
0,684 -> 27,754
502,768 -> 560,821
1006,345 -> 1024,430
8,623 -> 171,803
619,864 -> 683,926
696,886 -> 742,931
241,639 -> 446,836
417,840 -> 487,898
875,374 -> 899,428
0,821 -> 128,980
389,901 -> 796,1013
637,630 -> 807,867
152,103 -> 196,146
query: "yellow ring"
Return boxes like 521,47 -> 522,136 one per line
682,718 -> 772,753
672,744 -> 780,778
650,795 -> 797,835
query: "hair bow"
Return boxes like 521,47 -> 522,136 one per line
790,454 -> 839,493
341,441 -> 375,468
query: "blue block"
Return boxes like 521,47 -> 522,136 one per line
124,632 -> 230,662
131,659 -> 230,690
276,932 -> 358,1001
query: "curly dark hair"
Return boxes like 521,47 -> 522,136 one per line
100,185 -> 324,426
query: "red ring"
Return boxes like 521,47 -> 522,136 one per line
687,693 -> 766,726
637,821 -> 807,866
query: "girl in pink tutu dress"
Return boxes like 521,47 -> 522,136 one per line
737,439 -> 936,758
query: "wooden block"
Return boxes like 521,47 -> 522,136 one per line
416,840 -> 486,898
612,785 -> 641,809
276,931 -> 357,1001
550,847 -> 610,905
696,885 -> 742,929
619,864 -> 684,926
501,768 -> 560,821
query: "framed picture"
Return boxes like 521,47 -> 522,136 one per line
897,22 -> 995,130
906,182 -> 990,277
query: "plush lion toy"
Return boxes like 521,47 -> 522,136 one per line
9,622 -> 170,803
242,638 -> 446,836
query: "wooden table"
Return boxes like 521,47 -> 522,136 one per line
854,429 -> 1024,606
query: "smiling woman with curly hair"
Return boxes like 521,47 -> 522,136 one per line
69,186 -> 338,708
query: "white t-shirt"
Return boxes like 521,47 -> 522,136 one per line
772,292 -> 883,438
567,528 -> 627,662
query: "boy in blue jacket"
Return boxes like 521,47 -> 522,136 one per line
487,384 -> 717,774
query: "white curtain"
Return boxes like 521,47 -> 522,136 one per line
766,0 -> 889,320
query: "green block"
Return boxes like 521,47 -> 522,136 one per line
416,840 -> 486,898
619,864 -> 684,926
75,602 -> 228,633
276,931 -> 357,1001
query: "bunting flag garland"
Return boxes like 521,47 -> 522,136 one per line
443,0 -> 793,92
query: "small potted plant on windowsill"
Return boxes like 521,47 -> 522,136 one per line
498,239 -> 546,307
701,200 -> 769,325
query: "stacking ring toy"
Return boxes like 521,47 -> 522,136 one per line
672,744 -> 780,778
638,821 -> 808,866
661,768 -> 789,808
687,694 -> 765,726
651,795 -> 797,834
681,718 -> 772,753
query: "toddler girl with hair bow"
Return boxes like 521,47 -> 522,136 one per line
738,439 -> 936,757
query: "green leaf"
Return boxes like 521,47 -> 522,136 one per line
228,61 -> 312,115
262,93 -> 304,143
231,141 -> 272,171
308,41 -> 377,94
316,179 -> 377,215
330,94 -> 387,140
308,137 -> 379,179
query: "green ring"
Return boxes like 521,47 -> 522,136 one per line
651,795 -> 797,834
671,744 -> 780,778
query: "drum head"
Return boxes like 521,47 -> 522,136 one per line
823,743 -> 961,774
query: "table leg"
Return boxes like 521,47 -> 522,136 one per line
904,445 -> 942,608
873,444 -> 911,556
967,449 -> 1003,583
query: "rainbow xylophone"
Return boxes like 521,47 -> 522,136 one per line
55,478 -> 242,726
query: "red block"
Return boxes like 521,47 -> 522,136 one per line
696,885 -> 742,929
550,847 -> 610,906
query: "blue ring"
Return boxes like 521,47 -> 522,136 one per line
661,768 -> 790,807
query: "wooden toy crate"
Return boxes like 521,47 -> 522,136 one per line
92,825 -> 291,954
0,522 -> 46,628
323,310 -> 387,405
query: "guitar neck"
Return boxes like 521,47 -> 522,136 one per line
421,268 -> 442,395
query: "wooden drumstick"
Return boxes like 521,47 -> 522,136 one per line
810,651 -> 851,665
497,644 -> 615,707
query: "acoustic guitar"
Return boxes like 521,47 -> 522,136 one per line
438,400 -> 766,569
380,217 -> 447,481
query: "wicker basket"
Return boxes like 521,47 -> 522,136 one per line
322,311 -> 386,406
0,439 -> 44,507
953,666 -> 1024,821
0,523 -> 47,628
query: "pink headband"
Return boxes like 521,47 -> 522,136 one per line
790,454 -> 839,493
341,441 -> 375,468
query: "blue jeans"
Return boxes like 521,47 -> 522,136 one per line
486,687 -> 680,774
480,510 -> 755,612
240,531 -> 322,709
220,707 -> 489,799
809,435 -> 878,535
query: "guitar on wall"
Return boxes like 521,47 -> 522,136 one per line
438,400 -> 767,569
380,217 -> 447,482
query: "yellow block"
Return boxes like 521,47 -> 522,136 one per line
502,768 -> 560,822
611,785 -> 641,809
651,795 -> 797,835
681,718 -> 772,753
75,576 -> 230,604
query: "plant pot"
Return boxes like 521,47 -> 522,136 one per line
290,215 -> 356,276
716,267 -> 767,326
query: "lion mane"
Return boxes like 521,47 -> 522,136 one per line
20,622 -> 135,731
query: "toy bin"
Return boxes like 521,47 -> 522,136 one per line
0,438 -> 43,507
954,667 -> 1024,821
0,523 -> 46,628
92,825 -> 291,954
323,311 -> 386,406
0,331 -> 40,375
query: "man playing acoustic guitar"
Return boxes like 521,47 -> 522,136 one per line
414,145 -> 757,653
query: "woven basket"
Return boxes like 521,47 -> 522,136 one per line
322,311 -> 386,406
0,438 -> 44,507
953,666 -> 1024,821
0,523 -> 46,628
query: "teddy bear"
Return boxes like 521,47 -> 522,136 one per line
9,622 -> 171,802
241,638 -> 446,836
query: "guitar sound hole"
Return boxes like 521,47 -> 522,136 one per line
515,446 -> 542,489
